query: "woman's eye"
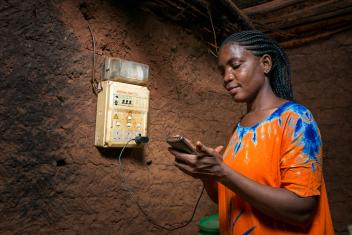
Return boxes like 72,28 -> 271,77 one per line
231,64 -> 241,69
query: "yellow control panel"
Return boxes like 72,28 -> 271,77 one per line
95,80 -> 149,148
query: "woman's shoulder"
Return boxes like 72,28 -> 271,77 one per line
276,101 -> 314,118
276,101 -> 318,129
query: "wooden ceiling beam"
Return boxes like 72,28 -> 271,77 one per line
242,0 -> 305,15
265,13 -> 352,43
262,0 -> 352,28
274,7 -> 351,30
178,0 -> 209,18
280,25 -> 352,48
139,0 -> 351,48
216,0 -> 255,30
286,14 -> 352,36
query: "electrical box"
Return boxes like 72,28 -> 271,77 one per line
95,81 -> 149,148
95,58 -> 150,148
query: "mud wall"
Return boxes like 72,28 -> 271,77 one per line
0,0 -> 238,234
288,30 -> 352,235
1,0 -> 351,234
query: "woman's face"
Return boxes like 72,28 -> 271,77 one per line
218,43 -> 268,103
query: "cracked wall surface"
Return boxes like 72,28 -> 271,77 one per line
0,0 -> 351,234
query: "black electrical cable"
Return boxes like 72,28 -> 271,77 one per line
118,137 -> 205,231
136,187 -> 204,231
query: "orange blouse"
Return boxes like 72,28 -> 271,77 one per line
218,101 -> 334,235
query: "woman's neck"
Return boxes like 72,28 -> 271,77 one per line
246,81 -> 283,113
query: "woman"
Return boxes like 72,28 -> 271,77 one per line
169,31 -> 334,234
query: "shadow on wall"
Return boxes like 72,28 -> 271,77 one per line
98,147 -> 145,164
0,0 -> 86,232
0,0 -> 231,234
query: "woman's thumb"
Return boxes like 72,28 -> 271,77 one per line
214,145 -> 224,153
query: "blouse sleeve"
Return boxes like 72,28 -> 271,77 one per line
280,107 -> 323,197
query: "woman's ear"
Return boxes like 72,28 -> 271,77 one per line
261,54 -> 272,75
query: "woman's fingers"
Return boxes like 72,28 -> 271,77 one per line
196,141 -> 217,156
214,145 -> 224,153
175,161 -> 197,177
168,148 -> 198,166
170,142 -> 224,178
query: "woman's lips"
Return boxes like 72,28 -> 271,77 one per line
227,86 -> 240,95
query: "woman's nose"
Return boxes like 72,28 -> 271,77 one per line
223,68 -> 234,82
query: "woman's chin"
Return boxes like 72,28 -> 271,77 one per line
232,94 -> 246,103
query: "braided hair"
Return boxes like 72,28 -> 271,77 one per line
220,30 -> 294,101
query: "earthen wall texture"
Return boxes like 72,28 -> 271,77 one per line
288,31 -> 352,235
0,0 -> 351,234
0,0 -> 238,234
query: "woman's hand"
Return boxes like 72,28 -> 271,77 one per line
168,141 -> 225,180
169,139 -> 318,225
169,140 -> 317,225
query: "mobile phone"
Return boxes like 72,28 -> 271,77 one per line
166,135 -> 197,154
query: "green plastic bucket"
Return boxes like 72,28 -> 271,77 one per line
198,214 -> 219,235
